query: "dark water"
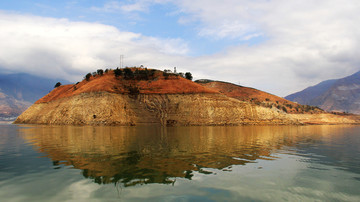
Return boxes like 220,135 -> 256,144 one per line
1,124 -> 360,201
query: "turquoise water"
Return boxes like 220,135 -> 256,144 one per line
0,124 -> 360,201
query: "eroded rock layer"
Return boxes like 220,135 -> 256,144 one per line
14,92 -> 297,126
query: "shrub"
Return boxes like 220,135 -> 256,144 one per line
185,72 -> 193,80
125,85 -> 140,94
114,68 -> 123,77
123,68 -> 134,79
163,71 -> 169,79
85,73 -> 92,81
134,69 -> 149,80
54,82 -> 62,88
97,69 -> 104,76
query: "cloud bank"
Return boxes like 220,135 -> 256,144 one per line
0,11 -> 188,81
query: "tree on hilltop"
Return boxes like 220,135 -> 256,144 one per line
85,73 -> 92,81
97,69 -> 104,76
123,68 -> 134,79
185,72 -> 193,81
54,82 -> 62,88
114,68 -> 123,77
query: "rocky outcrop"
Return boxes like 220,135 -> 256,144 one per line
14,92 -> 297,126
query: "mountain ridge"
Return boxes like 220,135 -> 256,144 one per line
285,70 -> 360,114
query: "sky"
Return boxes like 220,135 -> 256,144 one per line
0,0 -> 359,96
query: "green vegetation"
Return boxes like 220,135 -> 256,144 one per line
185,72 -> 193,81
85,73 -> 92,81
194,79 -> 214,84
54,82 -> 62,88
114,68 -> 123,77
134,69 -> 150,80
285,103 -> 293,109
124,84 -> 140,95
123,68 -> 134,79
110,67 -> 192,82
97,69 -> 104,76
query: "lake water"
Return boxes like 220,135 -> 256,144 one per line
0,124 -> 360,201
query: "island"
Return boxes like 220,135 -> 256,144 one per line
14,67 -> 360,126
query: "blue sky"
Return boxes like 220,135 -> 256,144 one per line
0,0 -> 263,56
0,0 -> 359,96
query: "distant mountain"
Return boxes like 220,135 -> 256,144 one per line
0,91 -> 31,120
0,73 -> 70,103
286,71 -> 360,114
285,79 -> 337,105
0,73 -> 70,119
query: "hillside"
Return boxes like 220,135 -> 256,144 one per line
14,68 -> 360,126
286,71 -> 360,114
15,68 -> 298,126
196,80 -> 323,114
37,69 -> 217,104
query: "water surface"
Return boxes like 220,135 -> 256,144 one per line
0,124 -> 360,201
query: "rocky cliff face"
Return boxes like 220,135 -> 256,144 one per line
15,92 -> 296,126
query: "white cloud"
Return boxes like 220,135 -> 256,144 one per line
198,20 -> 256,39
1,0 -> 360,97
0,11 -> 189,82
167,0 -> 360,95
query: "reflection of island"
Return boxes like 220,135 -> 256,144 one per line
18,125 -> 355,186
